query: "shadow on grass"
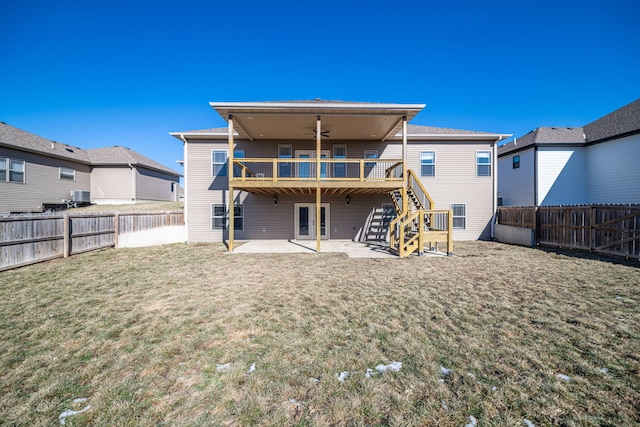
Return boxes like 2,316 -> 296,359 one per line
534,244 -> 640,268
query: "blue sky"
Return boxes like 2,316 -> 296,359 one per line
1,0 -> 638,176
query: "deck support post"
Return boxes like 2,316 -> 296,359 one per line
316,115 -> 321,253
228,115 -> 235,253
402,115 -> 408,214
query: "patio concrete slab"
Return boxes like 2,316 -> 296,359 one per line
232,240 -> 396,258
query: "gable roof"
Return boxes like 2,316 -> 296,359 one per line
499,98 -> 640,157
86,146 -> 181,176
172,123 -> 510,141
583,99 -> 640,143
0,121 -> 92,163
498,127 -> 585,155
0,122 -> 180,177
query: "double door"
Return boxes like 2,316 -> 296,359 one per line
296,150 -> 330,179
295,203 -> 330,240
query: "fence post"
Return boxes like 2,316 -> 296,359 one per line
590,206 -> 596,252
63,214 -> 70,258
114,213 -> 120,248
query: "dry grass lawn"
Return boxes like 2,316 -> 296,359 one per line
0,242 -> 638,426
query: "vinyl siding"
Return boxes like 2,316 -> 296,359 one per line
90,166 -> 134,201
185,139 -> 495,242
185,140 -> 229,242
586,134 -> 640,204
136,167 -> 179,201
498,147 -> 535,206
406,141 -> 496,240
537,147 -> 587,206
0,146 -> 90,214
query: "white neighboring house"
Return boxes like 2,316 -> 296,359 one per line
498,99 -> 640,206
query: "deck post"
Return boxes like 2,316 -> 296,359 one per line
447,209 -> 454,256
316,115 -> 322,253
402,115 -> 408,214
316,187 -> 321,253
228,115 -> 235,253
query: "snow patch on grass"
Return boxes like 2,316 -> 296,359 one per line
59,405 -> 91,425
216,363 -> 231,371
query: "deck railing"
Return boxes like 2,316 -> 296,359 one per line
232,158 -> 404,182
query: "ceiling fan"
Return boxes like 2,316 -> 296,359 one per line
304,128 -> 330,138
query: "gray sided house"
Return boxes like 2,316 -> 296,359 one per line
0,122 -> 181,214
171,100 -> 510,253
498,99 -> 640,206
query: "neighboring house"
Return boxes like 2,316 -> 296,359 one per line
0,122 -> 181,214
498,99 -> 640,206
171,100 -> 510,253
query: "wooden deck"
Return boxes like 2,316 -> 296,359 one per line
231,158 -> 405,194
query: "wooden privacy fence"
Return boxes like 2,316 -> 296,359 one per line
0,211 -> 184,271
497,205 -> 640,259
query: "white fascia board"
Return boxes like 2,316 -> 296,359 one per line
398,133 -> 513,141
169,131 -> 235,140
209,101 -> 426,111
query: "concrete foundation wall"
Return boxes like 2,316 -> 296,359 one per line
117,225 -> 185,248
494,223 -> 535,247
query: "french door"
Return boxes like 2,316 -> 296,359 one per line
295,150 -> 331,178
294,203 -> 330,240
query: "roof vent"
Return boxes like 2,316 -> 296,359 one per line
66,148 -> 74,153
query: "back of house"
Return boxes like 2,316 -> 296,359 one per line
172,100 -> 510,252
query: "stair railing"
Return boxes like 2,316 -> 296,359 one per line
407,169 -> 434,210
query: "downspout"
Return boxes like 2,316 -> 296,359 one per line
180,134 -> 188,242
533,146 -> 538,206
128,163 -> 137,202
490,136 -> 503,239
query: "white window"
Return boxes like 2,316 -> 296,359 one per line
59,167 -> 76,180
333,145 -> 347,177
476,151 -> 492,176
232,149 -> 244,177
0,157 -> 25,183
212,150 -> 228,177
451,204 -> 466,229
211,203 -> 243,230
420,151 -> 435,177
278,145 -> 292,178
364,150 -> 378,167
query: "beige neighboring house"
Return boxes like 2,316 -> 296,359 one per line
0,122 -> 181,214
171,100 -> 511,255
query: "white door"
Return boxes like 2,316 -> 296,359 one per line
294,203 -> 330,240
295,150 -> 331,178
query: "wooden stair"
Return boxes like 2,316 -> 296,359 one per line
389,169 -> 452,257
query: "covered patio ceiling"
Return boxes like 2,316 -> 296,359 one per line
210,100 -> 425,141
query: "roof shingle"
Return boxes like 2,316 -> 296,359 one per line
0,122 -> 180,176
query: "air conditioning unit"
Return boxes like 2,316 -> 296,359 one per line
71,190 -> 90,203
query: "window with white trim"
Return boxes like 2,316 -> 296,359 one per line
420,151 -> 435,177
212,150 -> 228,177
232,149 -> 244,177
333,145 -> 347,177
59,167 -> 76,180
476,151 -> 491,176
211,203 -> 243,230
364,150 -> 378,167
451,204 -> 466,229
0,157 -> 25,183
512,155 -> 520,169
278,145 -> 292,178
